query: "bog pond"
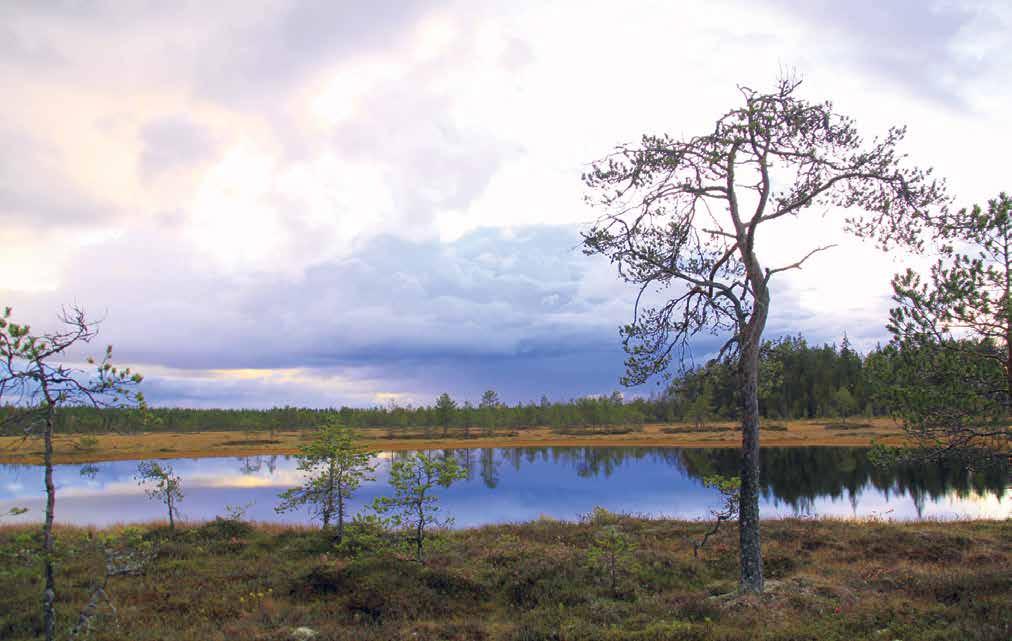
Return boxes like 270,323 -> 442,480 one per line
1,446 -> 1007,527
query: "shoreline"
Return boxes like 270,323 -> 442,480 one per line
0,418 -> 907,465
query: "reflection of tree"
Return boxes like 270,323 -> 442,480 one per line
480,448 -> 500,489
507,448 -> 523,472
471,445 -> 1006,511
79,464 -> 100,480
4,447 -> 1005,520
676,447 -> 1007,510
912,489 -> 925,520
518,446 -> 682,480
0,463 -> 33,475
456,448 -> 475,480
233,455 -> 279,476
237,456 -> 262,474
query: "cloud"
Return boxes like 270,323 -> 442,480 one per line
2,224 -> 630,394
0,21 -> 65,67
2,222 -> 644,406
191,0 -> 443,108
138,116 -> 216,180
2,0 -> 1009,407
0,128 -> 116,226
3,218 -> 903,407
762,0 -> 1008,108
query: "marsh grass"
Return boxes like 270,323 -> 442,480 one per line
823,422 -> 875,430
218,439 -> 283,446
0,419 -> 910,465
662,423 -> 788,434
1,517 -> 1007,640
552,425 -> 643,436
661,426 -> 736,434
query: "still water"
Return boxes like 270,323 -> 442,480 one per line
1,447 -> 1007,527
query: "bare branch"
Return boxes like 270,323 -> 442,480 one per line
764,244 -> 838,282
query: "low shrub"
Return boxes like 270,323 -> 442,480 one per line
198,516 -> 254,540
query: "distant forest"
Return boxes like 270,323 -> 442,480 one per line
3,334 -> 903,435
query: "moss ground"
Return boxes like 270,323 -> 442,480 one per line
2,516 -> 1008,640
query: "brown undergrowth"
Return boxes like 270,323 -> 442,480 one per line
1,516 -> 1007,640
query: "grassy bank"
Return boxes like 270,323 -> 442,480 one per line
0,418 -> 908,465
1,516 -> 1008,641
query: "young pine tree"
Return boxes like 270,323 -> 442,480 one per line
136,461 -> 183,529
372,452 -> 466,561
276,421 -> 376,541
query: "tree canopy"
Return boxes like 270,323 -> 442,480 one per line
581,77 -> 946,593
881,192 -> 1012,461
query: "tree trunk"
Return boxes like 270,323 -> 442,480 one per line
1005,316 -> 1011,412
322,463 -> 335,530
167,494 -> 175,530
416,518 -> 424,562
43,408 -> 56,641
738,308 -> 767,594
1003,216 -> 1011,408
416,495 -> 426,562
336,485 -> 345,543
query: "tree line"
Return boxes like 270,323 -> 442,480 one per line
0,332 -> 948,438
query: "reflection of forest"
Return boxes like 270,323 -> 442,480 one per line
382,447 -> 1008,514
235,455 -> 279,475
677,447 -> 1008,516
6,447 -> 1006,519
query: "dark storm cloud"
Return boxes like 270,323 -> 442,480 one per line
3,224 -> 645,406
765,0 -> 990,107
136,347 -> 640,409
8,225 -> 620,370
4,219 -> 896,407
138,116 -> 217,180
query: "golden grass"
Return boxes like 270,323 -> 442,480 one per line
0,418 -> 909,465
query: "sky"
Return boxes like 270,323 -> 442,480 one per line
2,0 -> 1011,409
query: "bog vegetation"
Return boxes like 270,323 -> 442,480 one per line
1,516 -> 1007,641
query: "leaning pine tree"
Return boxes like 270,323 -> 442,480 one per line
581,78 -> 946,593
0,306 -> 144,641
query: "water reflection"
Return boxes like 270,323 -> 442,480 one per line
0,447 -> 1007,527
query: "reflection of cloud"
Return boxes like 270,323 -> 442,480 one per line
930,490 -> 1011,520
56,480 -> 144,499
199,471 -> 306,489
